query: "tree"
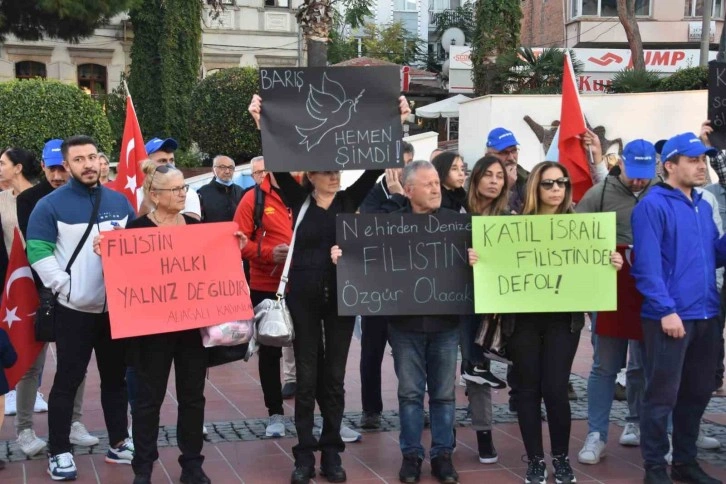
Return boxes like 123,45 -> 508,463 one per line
127,0 -> 202,149
296,0 -> 371,66
470,0 -> 522,95
0,79 -> 113,157
433,3 -> 476,42
617,0 -> 645,71
0,0 -> 137,41
327,29 -> 358,65
360,22 -> 423,65
189,68 -> 261,163
495,48 -> 583,94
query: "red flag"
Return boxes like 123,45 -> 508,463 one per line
558,52 -> 592,202
113,95 -> 147,211
0,228 -> 41,389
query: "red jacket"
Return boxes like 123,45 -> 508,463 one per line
235,175 -> 293,293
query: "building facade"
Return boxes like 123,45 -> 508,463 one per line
0,1 -> 303,96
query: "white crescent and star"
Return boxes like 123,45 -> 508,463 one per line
3,266 -> 33,329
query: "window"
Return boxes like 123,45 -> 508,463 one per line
265,0 -> 289,7
394,0 -> 417,12
572,0 -> 650,18
685,0 -> 724,18
15,61 -> 47,79
77,64 -> 107,99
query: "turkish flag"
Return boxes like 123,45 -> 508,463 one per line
112,96 -> 147,211
558,51 -> 592,202
595,245 -> 644,341
0,228 -> 41,389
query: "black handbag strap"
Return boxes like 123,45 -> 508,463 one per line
65,187 -> 102,274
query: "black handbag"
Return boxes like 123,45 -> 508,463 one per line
206,343 -> 249,368
34,189 -> 102,342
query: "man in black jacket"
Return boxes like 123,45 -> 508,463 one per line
389,160 -> 459,484
198,155 -> 244,223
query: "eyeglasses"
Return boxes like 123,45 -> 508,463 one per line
215,165 -> 235,172
151,184 -> 189,196
496,147 -> 519,157
539,177 -> 570,190
252,169 -> 268,177
149,164 -> 176,189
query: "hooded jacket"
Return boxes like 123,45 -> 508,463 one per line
631,183 -> 726,321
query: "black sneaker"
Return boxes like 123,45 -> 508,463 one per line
483,348 -> 513,366
282,382 -> 296,400
525,456 -> 547,484
568,382 -> 578,400
671,462 -> 721,484
180,467 -> 211,484
462,362 -> 506,389
291,465 -> 316,484
477,430 -> 498,464
552,454 -> 577,483
431,452 -> 459,484
398,454 -> 422,483
645,466 -> 672,484
359,411 -> 381,429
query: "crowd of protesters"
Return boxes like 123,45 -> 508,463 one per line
0,92 -> 722,484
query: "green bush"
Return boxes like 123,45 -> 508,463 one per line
189,67 -> 261,163
659,66 -> 708,91
608,68 -> 662,93
100,74 -> 128,162
0,79 -> 113,158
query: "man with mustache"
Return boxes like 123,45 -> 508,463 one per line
26,135 -> 137,481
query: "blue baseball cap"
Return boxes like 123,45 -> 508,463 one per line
486,127 -> 518,151
145,137 -> 178,155
42,139 -> 64,167
621,139 -> 657,180
660,132 -> 717,161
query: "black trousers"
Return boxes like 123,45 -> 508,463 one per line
48,305 -> 128,456
360,316 -> 388,414
287,275 -> 355,467
130,329 -> 207,476
251,290 -> 284,416
508,315 -> 580,458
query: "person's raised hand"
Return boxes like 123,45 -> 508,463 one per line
609,251 -> 623,271
249,94 -> 262,129
234,231 -> 249,250
467,248 -> 479,267
331,245 -> 342,265
386,168 -> 404,195
92,234 -> 104,256
399,96 -> 411,124
701,120 -> 713,147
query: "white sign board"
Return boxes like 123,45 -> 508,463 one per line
688,21 -> 716,42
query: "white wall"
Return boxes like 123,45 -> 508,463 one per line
458,90 -> 709,172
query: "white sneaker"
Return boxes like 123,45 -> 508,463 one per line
265,414 -> 285,437
578,432 -> 606,464
34,391 -> 48,413
69,421 -> 99,447
665,434 -> 673,465
17,428 -> 47,457
615,369 -> 627,387
203,424 -> 208,436
458,375 -> 466,387
696,431 -> 721,450
106,437 -> 134,464
619,422 -> 640,446
4,390 -> 16,416
48,452 -> 77,481
340,425 -> 362,443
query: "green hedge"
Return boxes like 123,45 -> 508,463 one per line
0,79 -> 113,158
189,67 -> 261,163
658,66 -> 708,91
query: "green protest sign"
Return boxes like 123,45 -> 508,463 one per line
471,213 -> 617,313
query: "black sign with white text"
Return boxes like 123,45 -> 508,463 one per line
259,66 -> 404,171
708,60 -> 726,150
335,213 -> 474,316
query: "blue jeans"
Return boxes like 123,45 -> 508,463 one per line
389,325 -> 458,459
640,318 -> 720,468
587,314 -> 644,442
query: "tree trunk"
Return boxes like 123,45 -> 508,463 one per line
617,0 -> 645,70
307,38 -> 328,67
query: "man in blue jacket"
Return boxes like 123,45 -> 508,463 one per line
632,132 -> 726,484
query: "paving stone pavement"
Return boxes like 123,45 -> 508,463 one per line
4,364 -> 726,469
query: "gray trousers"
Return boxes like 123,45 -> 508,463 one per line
15,344 -> 85,433
283,346 -> 296,383
466,380 -> 493,431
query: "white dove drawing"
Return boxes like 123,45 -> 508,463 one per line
296,72 -> 365,151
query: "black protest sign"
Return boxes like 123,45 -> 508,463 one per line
259,66 -> 404,171
709,60 -> 726,150
336,213 -> 474,316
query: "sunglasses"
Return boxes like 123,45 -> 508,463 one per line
149,164 -> 176,188
539,177 -> 570,190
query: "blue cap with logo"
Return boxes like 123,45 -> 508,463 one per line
660,132 -> 717,161
42,139 -> 64,167
486,127 -> 519,151
621,139 -> 657,180
145,137 -> 178,155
